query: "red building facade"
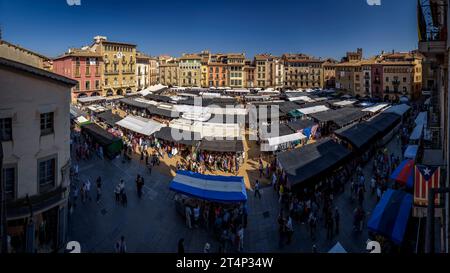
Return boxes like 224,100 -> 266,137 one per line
53,50 -> 103,101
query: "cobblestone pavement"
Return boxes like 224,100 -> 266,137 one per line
68,135 -> 402,253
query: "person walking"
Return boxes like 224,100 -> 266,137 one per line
237,225 -> 244,252
326,214 -> 334,240
114,185 -> 121,203
178,238 -> 185,254
286,216 -> 294,245
115,236 -> 127,253
254,180 -> 262,199
96,176 -> 102,204
185,206 -> 192,229
334,208 -> 340,235
85,179 -> 92,202
309,212 -> 317,240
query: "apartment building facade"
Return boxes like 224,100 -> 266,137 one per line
90,36 -> 137,96
179,54 -> 202,87
53,49 -> 103,102
136,53 -> 150,91
282,54 -> 324,89
1,56 -> 77,253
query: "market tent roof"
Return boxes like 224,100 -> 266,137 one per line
87,104 -> 108,113
75,116 -> 91,125
77,96 -> 106,104
366,113 -> 401,136
384,104 -> 411,117
266,132 -> 306,146
297,105 -> 330,115
96,110 -> 123,127
139,84 -> 168,96
169,170 -> 247,203
154,127 -> 201,146
259,124 -> 296,139
209,114 -> 247,125
147,105 -> 180,118
81,123 -> 120,147
278,101 -> 303,114
116,116 -> 164,136
404,145 -> 419,160
286,119 -> 316,132
308,107 -> 367,127
277,139 -> 351,186
390,159 -> 414,189
415,112 -> 428,128
367,189 -> 413,245
70,105 -> 87,119
335,123 -> 379,150
333,100 -> 357,107
119,98 -> 150,109
198,139 -> 244,152
144,94 -> 173,103
328,242 -> 347,253
362,103 -> 390,113
409,124 -> 424,141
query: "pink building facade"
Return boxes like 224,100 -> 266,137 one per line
53,52 -> 103,102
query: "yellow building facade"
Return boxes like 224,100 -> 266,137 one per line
91,36 -> 137,96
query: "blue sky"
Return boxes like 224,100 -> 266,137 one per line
0,0 -> 418,59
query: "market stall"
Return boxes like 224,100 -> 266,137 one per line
116,115 -> 164,136
367,189 -> 413,245
169,171 -> 247,203
96,110 -> 123,127
80,123 -> 123,159
334,123 -> 379,152
277,138 -> 351,190
259,124 -> 306,152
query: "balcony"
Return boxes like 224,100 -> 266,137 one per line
105,70 -> 120,75
122,70 -> 135,75
392,80 -> 400,85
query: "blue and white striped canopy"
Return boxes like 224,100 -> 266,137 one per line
169,171 -> 247,203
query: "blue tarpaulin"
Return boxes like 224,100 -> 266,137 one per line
169,171 -> 247,203
404,145 -> 419,160
367,189 -> 413,245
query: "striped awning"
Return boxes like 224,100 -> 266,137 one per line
169,171 -> 247,203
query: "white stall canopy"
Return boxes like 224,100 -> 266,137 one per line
116,116 -> 164,136
297,105 -> 330,115
362,103 -> 389,113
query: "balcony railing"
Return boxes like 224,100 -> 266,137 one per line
105,70 -> 120,75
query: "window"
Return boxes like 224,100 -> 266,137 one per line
86,66 -> 90,76
38,157 -> 56,193
95,80 -> 100,89
40,112 -> 54,136
403,77 -> 407,83
85,81 -> 90,90
3,166 -> 16,201
386,77 -> 389,82
0,118 -> 12,141
75,82 -> 80,91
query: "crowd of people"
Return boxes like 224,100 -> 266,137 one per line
176,151 -> 244,175
180,197 -> 248,253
